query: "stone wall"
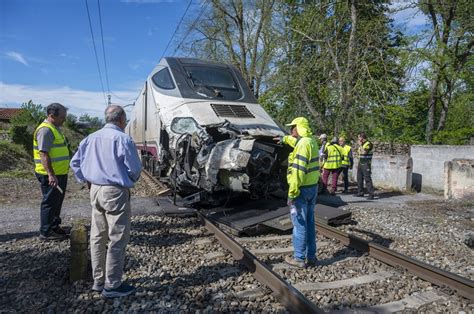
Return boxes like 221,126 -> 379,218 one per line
350,142 -> 411,156
444,159 -> 474,200
411,145 -> 474,193
350,155 -> 413,191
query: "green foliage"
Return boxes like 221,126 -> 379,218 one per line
9,101 -> 45,155
0,140 -> 33,176
373,87 -> 429,144
65,114 -> 79,131
432,92 -> 474,144
79,113 -> 102,132
432,128 -> 474,145
10,100 -> 45,126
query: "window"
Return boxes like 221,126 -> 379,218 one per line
152,68 -> 175,90
185,66 -> 238,90
184,65 -> 242,100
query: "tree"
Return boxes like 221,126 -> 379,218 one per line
418,0 -> 473,143
183,0 -> 280,99
9,100 -> 45,154
263,0 -> 404,136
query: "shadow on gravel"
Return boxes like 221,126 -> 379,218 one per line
346,227 -> 394,247
0,231 -> 38,242
131,216 -> 200,232
129,231 -> 194,247
142,261 -> 246,289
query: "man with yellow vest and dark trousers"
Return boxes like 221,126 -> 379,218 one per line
322,137 -> 343,195
274,117 -> 320,268
338,137 -> 353,193
33,103 -> 70,241
356,132 -> 374,200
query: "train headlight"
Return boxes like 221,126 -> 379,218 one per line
171,117 -> 200,135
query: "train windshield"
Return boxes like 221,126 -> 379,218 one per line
184,66 -> 242,100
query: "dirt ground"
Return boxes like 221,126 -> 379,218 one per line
0,172 -> 160,237
1,173 -> 472,237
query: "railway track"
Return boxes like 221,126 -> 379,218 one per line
142,170 -> 473,311
200,214 -> 473,312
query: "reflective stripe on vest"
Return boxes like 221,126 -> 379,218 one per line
33,122 -> 70,175
341,145 -> 351,166
323,144 -> 343,169
286,138 -> 320,189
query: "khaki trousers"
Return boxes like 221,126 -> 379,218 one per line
90,184 -> 131,290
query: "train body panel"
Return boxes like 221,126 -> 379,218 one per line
126,57 -> 288,205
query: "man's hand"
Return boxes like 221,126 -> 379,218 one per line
273,136 -> 282,144
48,174 -> 59,187
287,198 -> 294,207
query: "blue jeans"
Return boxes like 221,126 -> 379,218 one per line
290,186 -> 318,262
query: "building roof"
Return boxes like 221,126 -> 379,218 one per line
0,108 -> 23,120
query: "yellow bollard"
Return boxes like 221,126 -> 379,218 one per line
69,220 -> 89,282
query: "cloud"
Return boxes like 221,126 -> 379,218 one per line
0,82 -> 138,118
389,3 -> 429,28
5,51 -> 29,66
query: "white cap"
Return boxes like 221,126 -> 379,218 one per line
319,133 -> 327,139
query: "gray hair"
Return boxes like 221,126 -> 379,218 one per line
105,105 -> 126,123
46,103 -> 68,116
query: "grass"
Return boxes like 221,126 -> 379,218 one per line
0,140 -> 34,176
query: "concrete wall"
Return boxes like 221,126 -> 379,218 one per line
444,159 -> 474,200
411,145 -> 474,193
350,155 -> 413,191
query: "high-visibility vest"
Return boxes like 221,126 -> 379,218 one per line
358,140 -> 373,164
341,145 -> 352,167
323,144 -> 343,170
33,122 -> 70,175
286,137 -> 320,199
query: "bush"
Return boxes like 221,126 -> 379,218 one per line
0,140 -> 33,175
9,125 -> 33,156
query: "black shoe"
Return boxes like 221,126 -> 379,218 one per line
354,193 -> 364,197
38,231 -> 67,241
52,226 -> 68,235
306,258 -> 321,267
367,195 -> 374,200
102,282 -> 136,298
342,190 -> 349,194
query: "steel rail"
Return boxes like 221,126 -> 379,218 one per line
316,221 -> 474,300
199,213 -> 323,314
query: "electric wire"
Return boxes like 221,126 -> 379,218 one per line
97,0 -> 111,96
159,0 -> 193,61
172,0 -> 210,57
85,0 -> 108,107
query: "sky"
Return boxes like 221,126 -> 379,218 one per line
0,0 -> 430,118
0,0 -> 198,117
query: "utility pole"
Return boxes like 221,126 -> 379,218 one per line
107,94 -> 111,106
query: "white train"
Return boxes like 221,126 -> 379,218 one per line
126,57 -> 289,205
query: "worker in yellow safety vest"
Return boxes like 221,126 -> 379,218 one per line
33,103 -> 70,241
322,137 -> 343,195
355,132 -> 374,200
338,137 -> 353,193
274,117 -> 320,268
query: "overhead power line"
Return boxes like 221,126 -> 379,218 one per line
97,0 -> 111,96
85,0 -> 108,107
172,0 -> 210,57
159,0 -> 193,61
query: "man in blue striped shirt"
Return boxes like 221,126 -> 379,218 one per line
70,105 -> 142,298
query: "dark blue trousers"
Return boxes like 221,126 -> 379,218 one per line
35,173 -> 67,236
